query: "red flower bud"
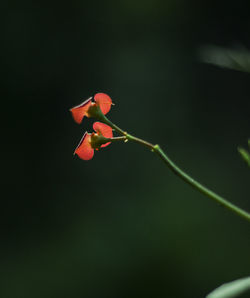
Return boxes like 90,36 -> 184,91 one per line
70,93 -> 112,124
74,122 -> 113,160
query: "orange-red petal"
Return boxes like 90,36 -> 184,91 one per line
93,122 -> 113,138
74,132 -> 94,160
70,97 -> 92,124
94,93 -> 112,115
93,122 -> 113,148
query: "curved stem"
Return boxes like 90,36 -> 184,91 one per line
153,145 -> 250,222
103,116 -> 250,222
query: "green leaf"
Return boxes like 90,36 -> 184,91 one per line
206,277 -> 250,298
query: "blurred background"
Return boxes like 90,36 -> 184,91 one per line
2,1 -> 250,297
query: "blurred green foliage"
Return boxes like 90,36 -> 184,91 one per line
2,0 -> 250,297
238,146 -> 250,167
200,45 -> 250,73
206,276 -> 250,298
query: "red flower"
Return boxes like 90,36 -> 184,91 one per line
70,93 -> 112,124
74,122 -> 113,160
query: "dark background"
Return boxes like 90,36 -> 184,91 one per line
2,1 -> 250,297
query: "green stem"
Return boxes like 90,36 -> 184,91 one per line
103,116 -> 250,222
109,136 -> 127,142
153,145 -> 250,222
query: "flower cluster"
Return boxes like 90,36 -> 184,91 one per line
70,93 -> 113,160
